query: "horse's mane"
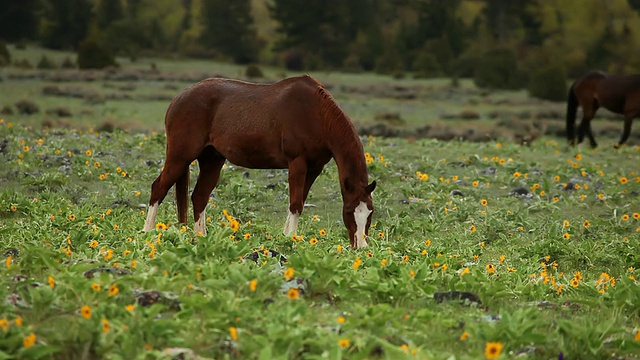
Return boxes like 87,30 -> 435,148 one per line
314,84 -> 361,148
312,81 -> 368,184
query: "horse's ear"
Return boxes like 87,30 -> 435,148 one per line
365,180 -> 376,194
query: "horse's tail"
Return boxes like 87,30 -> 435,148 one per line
175,168 -> 189,223
565,82 -> 579,145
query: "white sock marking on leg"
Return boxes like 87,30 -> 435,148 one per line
354,201 -> 372,248
283,211 -> 300,236
143,203 -> 159,231
194,209 -> 207,236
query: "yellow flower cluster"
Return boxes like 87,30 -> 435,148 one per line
595,272 -> 615,293
352,256 -> 362,270
222,209 -> 240,232
570,271 -> 583,287
415,171 -> 429,181
284,267 -> 295,281
364,152 -> 374,164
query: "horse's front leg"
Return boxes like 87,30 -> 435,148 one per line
143,163 -> 189,231
283,157 -> 307,237
585,122 -> 598,148
615,112 -> 636,148
576,117 -> 586,145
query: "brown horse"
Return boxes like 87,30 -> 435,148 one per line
143,75 -> 376,249
566,70 -> 640,148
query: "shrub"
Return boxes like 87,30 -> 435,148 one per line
45,107 -> 72,117
375,51 -> 403,75
0,41 -> 10,67
282,49 -> 304,71
15,100 -> 39,115
374,111 -> 405,126
245,64 -> 264,78
304,53 -> 324,71
527,64 -> 567,102
451,52 -> 479,78
96,119 -> 116,132
77,39 -> 116,69
391,70 -> 406,79
342,54 -> 363,73
14,58 -> 32,69
1,105 -> 13,115
37,55 -> 56,70
412,52 -> 443,79
473,47 -> 522,89
422,37 -> 453,75
60,57 -> 76,69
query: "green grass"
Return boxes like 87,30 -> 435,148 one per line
1,119 -> 639,359
1,47 -> 640,359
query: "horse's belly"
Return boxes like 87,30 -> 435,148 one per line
227,153 -> 288,169
217,144 -> 288,169
598,97 -> 625,114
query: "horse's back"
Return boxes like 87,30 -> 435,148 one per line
574,70 -> 607,88
605,74 -> 640,93
577,71 -> 640,93
575,71 -> 640,113
168,75 -> 320,119
163,75 -> 333,169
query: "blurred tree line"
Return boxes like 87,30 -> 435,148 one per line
2,0 -> 640,98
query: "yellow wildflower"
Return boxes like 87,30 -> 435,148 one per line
287,288 -> 300,300
484,342 -> 503,360
229,326 -> 238,341
23,333 -> 36,348
81,305 -> 92,319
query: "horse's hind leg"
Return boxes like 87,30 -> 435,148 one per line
576,117 -> 589,144
284,157 -> 308,237
577,101 -> 599,148
143,161 -> 190,231
192,147 -> 226,236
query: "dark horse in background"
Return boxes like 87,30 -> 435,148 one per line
143,75 -> 376,249
566,70 -> 640,148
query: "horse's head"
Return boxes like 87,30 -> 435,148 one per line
342,180 -> 376,249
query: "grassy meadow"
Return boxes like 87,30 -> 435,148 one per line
1,47 -> 640,359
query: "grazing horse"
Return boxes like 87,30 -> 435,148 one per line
566,70 -> 640,148
142,75 -> 376,249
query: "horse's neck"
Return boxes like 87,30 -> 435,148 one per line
318,94 -> 368,192
331,137 -> 368,193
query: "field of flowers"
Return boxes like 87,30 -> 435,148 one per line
1,116 -> 640,359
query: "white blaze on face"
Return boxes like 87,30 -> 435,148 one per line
283,211 -> 300,236
142,203 -> 158,231
194,209 -> 207,236
354,201 -> 372,248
